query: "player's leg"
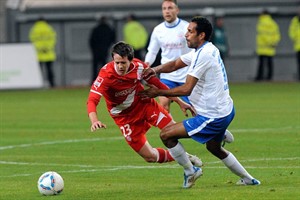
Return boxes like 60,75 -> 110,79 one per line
204,107 -> 260,186
158,96 -> 171,113
206,140 -> 260,185
137,139 -> 174,163
145,99 -> 202,166
160,122 -> 202,188
120,120 -> 174,164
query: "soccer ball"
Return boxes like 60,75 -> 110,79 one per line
37,171 -> 64,196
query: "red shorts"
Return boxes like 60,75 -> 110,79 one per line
113,99 -> 172,152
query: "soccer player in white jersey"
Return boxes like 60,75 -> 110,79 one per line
145,0 -> 191,112
145,0 -> 234,146
139,16 -> 260,188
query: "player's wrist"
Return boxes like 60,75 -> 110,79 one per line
151,67 -> 157,75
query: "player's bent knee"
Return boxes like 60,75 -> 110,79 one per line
160,130 -> 170,142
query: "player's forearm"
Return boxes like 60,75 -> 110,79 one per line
153,60 -> 177,74
153,58 -> 186,74
88,112 -> 99,124
157,85 -> 191,97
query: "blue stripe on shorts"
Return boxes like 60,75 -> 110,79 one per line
183,107 -> 235,144
160,79 -> 191,105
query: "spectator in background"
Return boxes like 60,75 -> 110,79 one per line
211,15 -> 229,62
288,9 -> 300,81
123,14 -> 148,60
89,16 -> 115,84
255,10 -> 281,81
29,17 -> 57,88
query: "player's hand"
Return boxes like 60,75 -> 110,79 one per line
90,121 -> 107,132
138,84 -> 159,98
142,67 -> 156,79
175,98 -> 197,117
180,102 -> 197,117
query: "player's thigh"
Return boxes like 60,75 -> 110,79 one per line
158,96 -> 171,107
161,122 -> 189,141
144,99 -> 173,129
114,118 -> 150,152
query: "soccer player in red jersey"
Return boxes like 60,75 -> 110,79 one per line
87,41 -> 201,165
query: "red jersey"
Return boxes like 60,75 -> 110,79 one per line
87,58 -> 168,117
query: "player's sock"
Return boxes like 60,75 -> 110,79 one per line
155,148 -> 175,163
168,142 -> 194,175
222,152 -> 254,181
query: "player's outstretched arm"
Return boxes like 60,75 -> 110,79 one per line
142,58 -> 186,79
89,112 -> 107,132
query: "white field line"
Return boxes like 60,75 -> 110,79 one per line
0,157 -> 299,178
0,126 -> 299,151
0,126 -> 299,178
0,137 -> 123,151
1,157 -> 299,168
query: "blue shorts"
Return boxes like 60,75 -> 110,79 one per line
183,107 -> 235,144
160,79 -> 190,104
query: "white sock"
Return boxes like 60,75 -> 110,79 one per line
222,152 -> 254,181
168,142 -> 194,175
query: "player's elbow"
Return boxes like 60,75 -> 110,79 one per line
181,87 -> 193,96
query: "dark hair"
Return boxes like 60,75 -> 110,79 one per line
191,16 -> 213,41
111,41 -> 134,61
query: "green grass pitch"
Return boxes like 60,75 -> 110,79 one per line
0,82 -> 299,200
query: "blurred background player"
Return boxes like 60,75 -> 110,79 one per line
255,9 -> 281,81
86,41 -> 202,167
89,16 -> 116,84
29,17 -> 57,88
288,8 -> 300,81
123,14 -> 148,60
145,0 -> 191,113
140,16 -> 260,189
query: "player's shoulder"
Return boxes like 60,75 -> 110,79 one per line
132,58 -> 147,69
178,18 -> 189,28
153,21 -> 167,31
179,18 -> 189,24
197,42 -> 218,60
204,42 -> 218,53
99,62 -> 115,77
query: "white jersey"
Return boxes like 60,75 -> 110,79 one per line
180,42 -> 233,118
145,18 -> 191,83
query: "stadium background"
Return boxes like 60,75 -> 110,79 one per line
0,0 -> 299,86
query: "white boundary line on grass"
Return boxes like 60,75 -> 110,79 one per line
0,157 -> 299,178
0,137 -> 123,151
0,126 -> 299,178
0,126 -> 299,151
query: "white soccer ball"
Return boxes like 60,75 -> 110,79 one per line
37,171 -> 64,196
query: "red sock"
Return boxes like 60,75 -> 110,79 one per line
155,148 -> 175,163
